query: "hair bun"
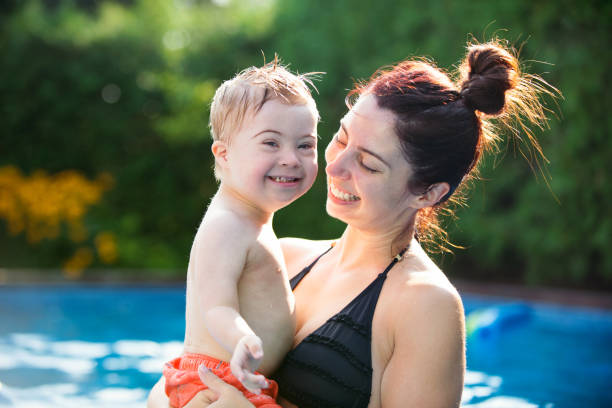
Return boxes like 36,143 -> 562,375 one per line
460,43 -> 519,115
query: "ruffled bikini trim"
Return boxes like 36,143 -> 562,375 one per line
284,354 -> 371,399
301,333 -> 372,375
328,313 -> 369,338
280,381 -> 341,408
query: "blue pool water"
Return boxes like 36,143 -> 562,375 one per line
0,285 -> 611,407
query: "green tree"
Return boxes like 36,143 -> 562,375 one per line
1,0 -> 610,288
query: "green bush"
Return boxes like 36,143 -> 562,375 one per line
0,0 -> 610,288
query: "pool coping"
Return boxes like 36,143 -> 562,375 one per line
1,268 -> 611,310
452,279 -> 612,310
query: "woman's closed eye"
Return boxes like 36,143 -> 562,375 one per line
360,158 -> 379,173
334,133 -> 347,146
334,133 -> 380,173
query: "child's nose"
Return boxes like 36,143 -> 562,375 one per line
279,148 -> 300,167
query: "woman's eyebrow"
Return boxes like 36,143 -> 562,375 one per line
341,123 -> 390,168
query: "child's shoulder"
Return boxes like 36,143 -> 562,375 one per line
196,209 -> 258,245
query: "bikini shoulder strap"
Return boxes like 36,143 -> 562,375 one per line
290,246 -> 333,290
380,246 -> 410,278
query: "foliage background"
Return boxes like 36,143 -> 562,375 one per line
0,0 -> 610,288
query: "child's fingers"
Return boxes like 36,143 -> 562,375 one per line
241,372 -> 268,391
229,335 -> 267,392
230,341 -> 252,374
229,354 -> 250,382
245,338 -> 263,359
200,365 -> 262,394
240,335 -> 263,360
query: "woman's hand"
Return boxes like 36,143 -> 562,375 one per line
198,365 -> 256,408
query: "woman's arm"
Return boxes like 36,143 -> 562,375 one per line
380,284 -> 465,407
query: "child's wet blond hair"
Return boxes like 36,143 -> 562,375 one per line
209,56 -> 320,145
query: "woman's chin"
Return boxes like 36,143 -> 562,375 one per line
325,199 -> 353,223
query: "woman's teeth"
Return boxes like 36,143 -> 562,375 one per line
331,184 -> 360,201
271,176 -> 298,183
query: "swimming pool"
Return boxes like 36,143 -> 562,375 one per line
0,285 -> 610,407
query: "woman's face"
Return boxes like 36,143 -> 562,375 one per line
324,94 -> 419,232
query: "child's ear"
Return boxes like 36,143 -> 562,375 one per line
211,140 -> 228,166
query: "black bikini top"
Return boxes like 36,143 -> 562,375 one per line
272,246 -> 406,408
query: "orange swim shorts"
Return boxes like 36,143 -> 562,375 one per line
163,352 -> 280,408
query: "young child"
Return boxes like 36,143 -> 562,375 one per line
160,59 -> 319,408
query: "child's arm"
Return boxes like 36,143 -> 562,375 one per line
193,215 -> 268,393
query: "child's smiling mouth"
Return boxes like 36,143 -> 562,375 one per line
268,176 -> 301,184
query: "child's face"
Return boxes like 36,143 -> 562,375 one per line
220,98 -> 318,213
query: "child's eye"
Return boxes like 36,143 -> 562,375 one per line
263,141 -> 278,147
299,143 -> 315,149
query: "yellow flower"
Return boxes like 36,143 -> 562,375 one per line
95,232 -> 118,264
62,247 -> 94,279
0,165 -> 116,272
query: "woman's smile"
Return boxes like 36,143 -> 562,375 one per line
329,182 -> 361,202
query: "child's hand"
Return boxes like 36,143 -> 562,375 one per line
230,334 -> 268,394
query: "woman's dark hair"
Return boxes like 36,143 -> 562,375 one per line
348,39 -> 558,252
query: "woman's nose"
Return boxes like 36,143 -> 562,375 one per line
325,145 -> 350,179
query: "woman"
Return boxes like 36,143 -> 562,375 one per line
149,39 -> 554,407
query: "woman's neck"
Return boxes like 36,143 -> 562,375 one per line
332,221 -> 416,273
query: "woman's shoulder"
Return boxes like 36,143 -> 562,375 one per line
386,244 -> 464,325
375,250 -> 466,407
279,237 -> 336,279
